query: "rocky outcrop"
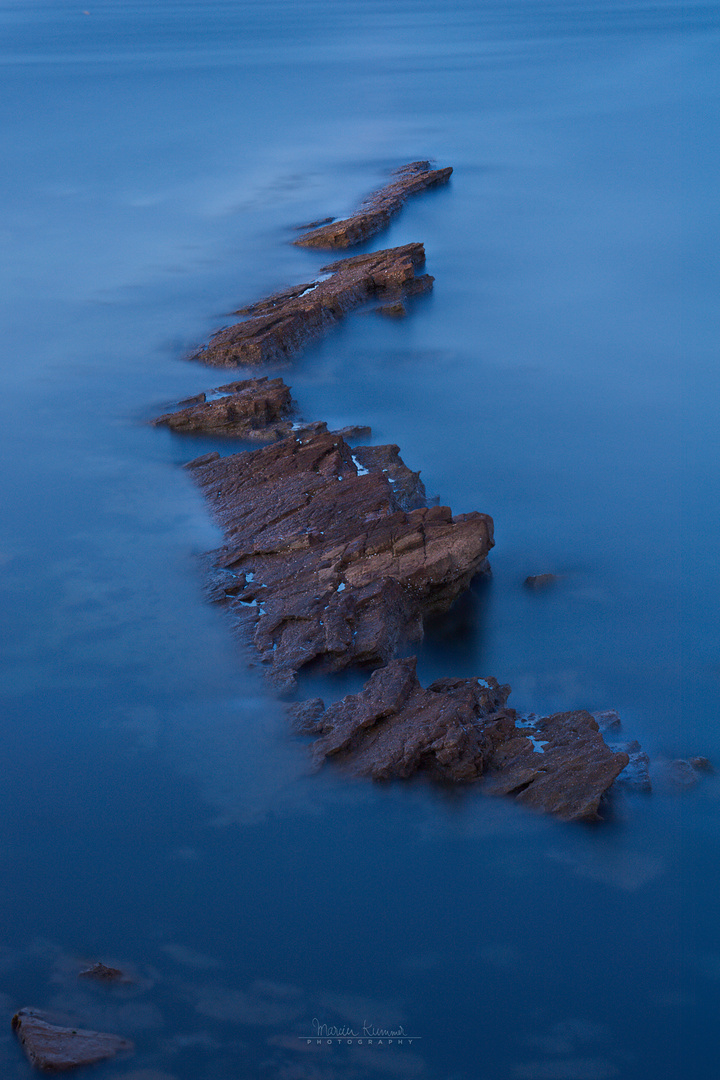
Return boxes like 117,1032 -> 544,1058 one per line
294,161 -> 453,249
153,376 -> 371,444
293,657 -> 628,821
153,376 -> 293,438
189,244 -> 432,367
12,1009 -> 133,1071
485,709 -> 629,820
191,430 -> 493,686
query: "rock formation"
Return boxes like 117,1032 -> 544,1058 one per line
12,1009 -> 133,1071
292,657 -> 629,822
190,430 -> 493,686
153,376 -> 293,438
149,158 -> 669,824
294,161 -> 453,249
153,376 -> 371,443
189,243 -> 431,367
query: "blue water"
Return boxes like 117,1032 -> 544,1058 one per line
1,2 -> 719,1077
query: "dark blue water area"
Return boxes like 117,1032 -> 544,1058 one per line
1,1 -> 720,1078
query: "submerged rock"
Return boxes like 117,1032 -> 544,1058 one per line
299,657 -> 628,821
294,161 -> 453,249
155,377 -> 372,444
78,962 -> 125,982
191,430 -> 493,686
524,573 -> 557,590
12,1008 -> 133,1071
189,244 -> 432,367
591,709 -> 623,734
660,757 -> 712,789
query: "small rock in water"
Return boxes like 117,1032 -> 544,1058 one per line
78,961 -> 125,982
591,709 -> 623,734
376,301 -> 407,318
524,573 -> 558,590
611,740 -> 652,792
665,758 -> 704,788
12,1008 -> 133,1071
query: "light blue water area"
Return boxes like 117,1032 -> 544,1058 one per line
1,1 -> 719,1077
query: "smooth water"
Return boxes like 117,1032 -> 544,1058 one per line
1,2 -> 719,1077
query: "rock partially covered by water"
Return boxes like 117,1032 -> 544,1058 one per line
485,710 -> 630,820
296,659 -> 628,821
191,431 -> 493,686
301,657 -> 514,781
189,244 -> 432,368
294,161 -> 453,249
153,376 -> 293,439
153,375 -> 373,444
78,962 -> 125,982
524,573 -> 557,590
12,1008 -> 133,1071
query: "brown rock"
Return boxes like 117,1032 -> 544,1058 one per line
287,697 -> 326,735
484,712 -> 629,819
155,377 -> 372,447
308,658 -> 514,781
191,430 -> 493,686
189,244 -> 432,367
294,161 -> 453,249
183,451 -> 220,470
12,1008 -> 134,1071
153,376 -> 293,439
303,658 -> 628,820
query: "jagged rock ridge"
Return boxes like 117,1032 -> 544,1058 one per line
190,429 -> 493,687
295,161 -> 453,248
293,657 -> 630,822
189,244 -> 431,367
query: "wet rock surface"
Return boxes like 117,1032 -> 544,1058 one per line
296,658 -> 628,821
153,375 -> 373,444
189,243 -> 432,367
191,430 -> 493,686
12,1008 -> 133,1071
153,376 -> 293,439
294,161 -> 453,249
483,707 -> 629,820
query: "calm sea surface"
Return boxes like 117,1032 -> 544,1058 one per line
1,2 -> 719,1077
